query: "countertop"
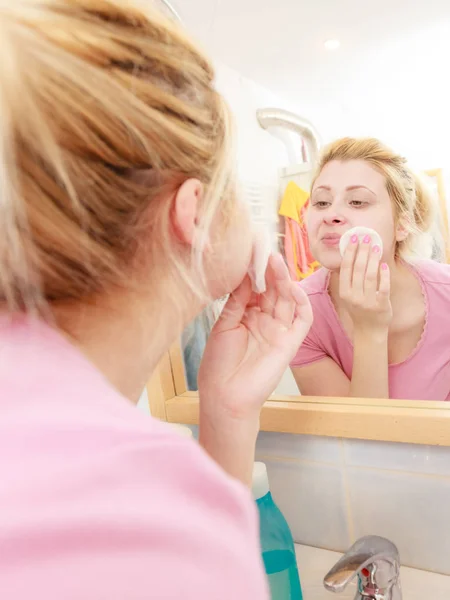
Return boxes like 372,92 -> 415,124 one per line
295,544 -> 450,599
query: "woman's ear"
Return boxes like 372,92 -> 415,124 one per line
395,217 -> 410,243
171,178 -> 204,246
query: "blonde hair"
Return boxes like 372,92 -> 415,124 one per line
312,137 -> 442,260
0,0 -> 235,312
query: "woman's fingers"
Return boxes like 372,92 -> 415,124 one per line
214,275 -> 252,332
364,244 -> 382,298
250,285 -> 312,350
378,262 -> 390,300
289,300 -> 313,344
273,286 -> 313,352
260,254 -> 293,323
292,285 -> 313,327
339,234 -> 358,296
352,235 -> 372,295
270,255 -> 297,326
250,255 -> 312,345
259,259 -> 277,316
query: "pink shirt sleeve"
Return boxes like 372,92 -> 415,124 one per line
291,327 -> 328,367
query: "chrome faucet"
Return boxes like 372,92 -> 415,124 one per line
323,536 -> 402,600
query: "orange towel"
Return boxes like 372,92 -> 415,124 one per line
279,181 -> 320,280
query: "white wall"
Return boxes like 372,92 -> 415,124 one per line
214,62 -> 292,186
214,62 -> 295,239
289,21 -> 450,203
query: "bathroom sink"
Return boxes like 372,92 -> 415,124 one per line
295,544 -> 450,599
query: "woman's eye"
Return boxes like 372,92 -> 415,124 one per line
349,200 -> 367,208
313,201 -> 330,209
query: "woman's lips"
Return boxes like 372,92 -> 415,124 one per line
321,234 -> 341,248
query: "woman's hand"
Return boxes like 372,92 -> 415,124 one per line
339,233 -> 392,332
198,254 -> 313,423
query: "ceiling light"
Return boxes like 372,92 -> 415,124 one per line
324,39 -> 341,51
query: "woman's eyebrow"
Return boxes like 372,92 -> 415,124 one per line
345,185 -> 376,195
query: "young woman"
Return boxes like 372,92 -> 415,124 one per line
0,2 -> 313,598
291,137 -> 450,400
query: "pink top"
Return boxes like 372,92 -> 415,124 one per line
291,260 -> 450,400
0,318 -> 268,599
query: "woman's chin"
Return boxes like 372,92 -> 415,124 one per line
315,253 -> 342,272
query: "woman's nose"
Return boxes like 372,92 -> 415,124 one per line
323,212 -> 347,226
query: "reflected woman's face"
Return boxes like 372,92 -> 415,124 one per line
307,159 -> 398,271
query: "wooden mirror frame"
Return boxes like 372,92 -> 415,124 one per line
424,168 -> 450,261
146,168 -> 450,447
147,342 -> 450,446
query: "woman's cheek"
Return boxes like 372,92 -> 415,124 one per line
306,211 -> 320,240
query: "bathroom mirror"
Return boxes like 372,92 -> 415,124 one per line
146,0 -> 450,444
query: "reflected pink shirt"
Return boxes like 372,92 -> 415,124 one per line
291,260 -> 450,400
0,318 -> 268,599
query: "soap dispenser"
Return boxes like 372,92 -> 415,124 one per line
252,462 -> 303,600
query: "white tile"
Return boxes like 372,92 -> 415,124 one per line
347,468 -> 450,574
256,432 -> 342,464
264,459 -> 351,551
344,439 -> 450,477
400,563 -> 450,600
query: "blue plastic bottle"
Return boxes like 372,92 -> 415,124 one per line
252,462 -> 303,600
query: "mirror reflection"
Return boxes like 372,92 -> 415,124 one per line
290,147 -> 450,401
181,0 -> 450,402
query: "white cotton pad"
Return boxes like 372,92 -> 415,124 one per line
339,226 -> 383,257
248,225 -> 271,294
